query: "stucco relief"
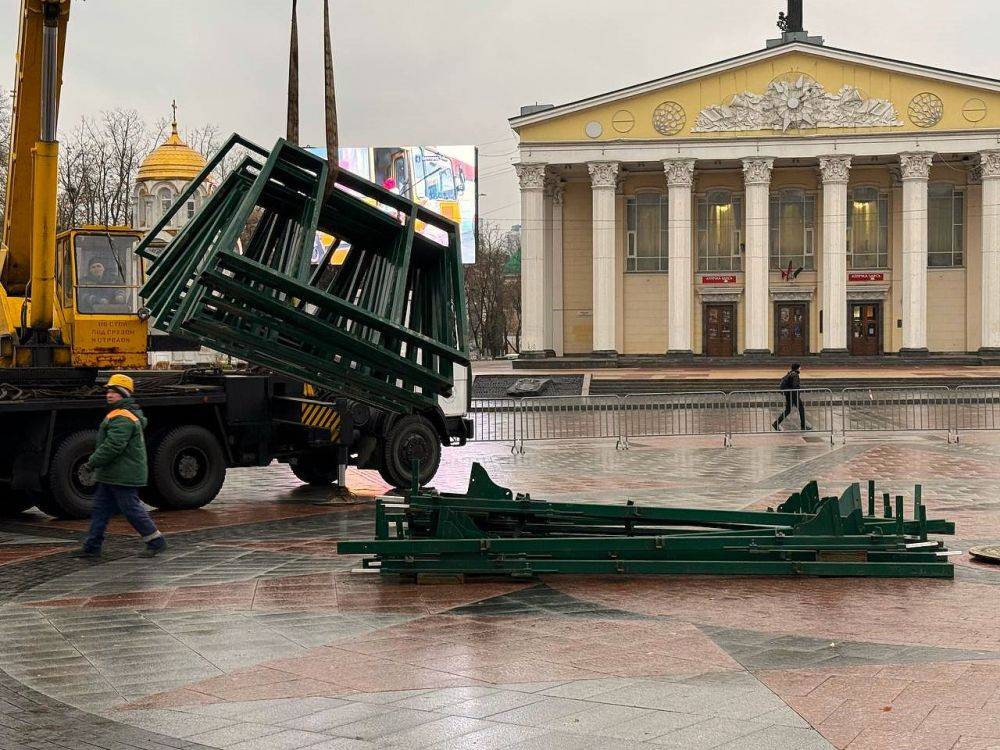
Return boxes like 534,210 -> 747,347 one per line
693,75 -> 902,133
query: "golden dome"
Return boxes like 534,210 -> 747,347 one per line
138,119 -> 207,181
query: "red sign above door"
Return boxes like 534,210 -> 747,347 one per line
848,272 -> 885,282
701,274 -> 737,284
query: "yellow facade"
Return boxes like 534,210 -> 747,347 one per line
516,41 -> 1000,358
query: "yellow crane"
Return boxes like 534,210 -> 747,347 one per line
0,0 -> 473,520
1,0 -> 146,372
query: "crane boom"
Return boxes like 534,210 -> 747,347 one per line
1,0 -> 69,298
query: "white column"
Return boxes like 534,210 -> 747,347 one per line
588,161 -> 620,354
550,181 -> 565,356
542,179 -> 555,354
514,163 -> 547,355
981,151 -> 1000,350
663,158 -> 696,353
819,155 -> 852,352
742,158 -> 774,354
899,152 -> 933,352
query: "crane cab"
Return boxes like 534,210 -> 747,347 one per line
53,226 -> 148,369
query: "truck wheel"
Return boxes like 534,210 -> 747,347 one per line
290,458 -> 338,486
378,415 -> 441,488
150,425 -> 226,509
47,431 -> 99,519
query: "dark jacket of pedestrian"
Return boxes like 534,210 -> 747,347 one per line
778,368 -> 801,393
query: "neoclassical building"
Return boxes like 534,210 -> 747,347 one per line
510,16 -> 1000,358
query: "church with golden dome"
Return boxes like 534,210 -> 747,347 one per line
133,103 -> 211,237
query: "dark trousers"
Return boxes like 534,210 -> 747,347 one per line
775,391 -> 806,428
83,483 -> 162,552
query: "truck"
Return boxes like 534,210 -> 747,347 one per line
0,0 -> 472,519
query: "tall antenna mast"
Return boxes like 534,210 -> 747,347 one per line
286,0 -> 299,144
323,0 -> 339,189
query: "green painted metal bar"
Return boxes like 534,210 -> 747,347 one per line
197,269 -> 453,391
338,535 -> 916,556
213,251 -> 467,363
369,558 -> 955,579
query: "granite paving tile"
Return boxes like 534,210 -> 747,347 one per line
373,715 -> 496,748
184,722 -> 283,748
226,729 -> 333,750
320,706 -> 441,741
424,723 -> 548,750
651,717 -> 773,749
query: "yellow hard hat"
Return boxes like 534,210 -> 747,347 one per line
106,373 -> 134,395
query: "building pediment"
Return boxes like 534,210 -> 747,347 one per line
512,43 -> 1000,144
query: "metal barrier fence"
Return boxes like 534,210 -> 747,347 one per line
841,386 -> 955,441
620,392 -> 728,449
952,385 -> 1000,435
726,389 -> 836,445
470,385 -> 1000,450
468,398 -> 520,447
516,395 -> 623,453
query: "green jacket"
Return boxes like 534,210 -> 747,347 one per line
87,398 -> 148,487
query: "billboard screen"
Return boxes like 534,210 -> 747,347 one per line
310,146 -> 477,263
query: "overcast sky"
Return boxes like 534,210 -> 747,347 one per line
2,1 -> 997,228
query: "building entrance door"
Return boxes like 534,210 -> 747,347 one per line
704,303 -> 736,357
849,302 -> 881,356
775,303 -> 808,357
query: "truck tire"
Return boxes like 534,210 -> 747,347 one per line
47,430 -> 99,519
150,425 -> 226,510
290,458 -> 338,486
378,415 -> 441,488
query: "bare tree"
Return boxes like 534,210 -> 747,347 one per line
464,221 -> 520,358
56,110 -> 153,230
4,99 -> 240,234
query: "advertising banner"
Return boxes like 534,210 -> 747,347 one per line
311,146 -> 478,264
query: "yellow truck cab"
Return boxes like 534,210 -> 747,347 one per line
53,226 -> 147,369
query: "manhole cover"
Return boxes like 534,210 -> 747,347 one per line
968,545 -> 1000,564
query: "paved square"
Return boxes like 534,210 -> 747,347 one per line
2,432 -> 999,749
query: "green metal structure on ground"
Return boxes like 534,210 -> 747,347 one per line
137,134 -> 469,415
339,466 -> 957,579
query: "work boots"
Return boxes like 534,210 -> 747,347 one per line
69,547 -> 101,559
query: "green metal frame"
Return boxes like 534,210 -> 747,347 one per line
136,134 -> 470,415
338,463 -> 957,580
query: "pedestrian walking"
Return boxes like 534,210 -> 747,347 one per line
70,374 -> 167,559
772,363 -> 810,431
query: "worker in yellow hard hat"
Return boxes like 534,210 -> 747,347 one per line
71,374 -> 166,559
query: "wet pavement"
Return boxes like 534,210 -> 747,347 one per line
2,433 -> 1000,749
